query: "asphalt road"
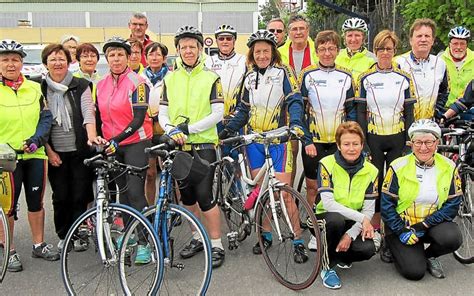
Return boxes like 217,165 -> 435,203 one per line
1,180 -> 473,295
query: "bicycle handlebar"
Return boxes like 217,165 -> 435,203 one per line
145,135 -> 176,158
83,154 -> 148,177
220,126 -> 293,146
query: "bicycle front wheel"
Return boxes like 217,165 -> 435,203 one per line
0,208 -> 10,283
143,203 -> 212,295
216,158 -> 249,244
453,172 -> 474,264
255,185 -> 321,290
61,205 -> 163,295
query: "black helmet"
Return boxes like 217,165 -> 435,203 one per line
214,24 -> 237,40
247,30 -> 277,48
0,39 -> 27,58
174,26 -> 204,48
102,36 -> 131,55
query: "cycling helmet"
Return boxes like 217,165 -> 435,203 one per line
0,39 -> 26,58
342,18 -> 368,33
247,30 -> 277,48
174,26 -> 204,48
102,36 -> 131,55
215,24 -> 237,39
408,119 -> 442,140
448,26 -> 470,40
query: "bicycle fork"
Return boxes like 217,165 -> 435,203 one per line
96,178 -> 117,265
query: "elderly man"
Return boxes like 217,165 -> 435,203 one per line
278,14 -> 318,76
441,26 -> 473,120
396,18 -> 448,120
266,18 -> 286,48
128,12 -> 152,66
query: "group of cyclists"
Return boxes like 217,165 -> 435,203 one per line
0,10 -> 473,291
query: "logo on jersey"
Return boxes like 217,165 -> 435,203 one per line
266,76 -> 282,85
382,168 -> 393,192
454,170 -> 462,194
137,84 -> 146,103
216,79 -> 224,100
320,165 -> 331,188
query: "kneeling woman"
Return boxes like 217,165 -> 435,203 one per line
315,121 -> 378,289
381,119 -> 462,281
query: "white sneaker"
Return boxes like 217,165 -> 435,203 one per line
57,239 -> 65,251
308,235 -> 317,251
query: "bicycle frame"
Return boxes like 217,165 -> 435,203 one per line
223,127 -> 296,242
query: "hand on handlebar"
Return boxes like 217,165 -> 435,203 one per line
289,125 -> 305,139
167,127 -> 187,145
218,128 -> 232,140
105,140 -> 118,155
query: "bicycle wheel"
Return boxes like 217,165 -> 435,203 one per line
216,159 -> 250,245
0,208 -> 9,283
255,185 -> 321,290
296,170 -> 306,196
453,172 -> 474,264
142,204 -> 212,295
62,205 -> 163,295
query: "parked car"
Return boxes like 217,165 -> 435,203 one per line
22,45 -> 47,82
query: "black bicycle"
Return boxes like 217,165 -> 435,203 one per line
439,120 -> 474,264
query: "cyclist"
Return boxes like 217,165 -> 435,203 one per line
266,18 -> 286,48
220,29 -> 310,263
316,122 -> 378,289
335,17 -> 376,82
96,36 -> 153,264
128,38 -> 145,75
381,119 -> 462,280
0,39 -> 54,272
395,18 -> 449,120
278,15 -> 318,76
141,41 -> 170,204
128,12 -> 153,67
443,80 -> 474,119
74,43 -> 101,84
299,30 -> 356,251
441,26 -> 473,120
158,26 -> 226,268
205,24 -> 247,124
356,30 -> 415,255
60,35 -> 80,73
41,43 -> 104,253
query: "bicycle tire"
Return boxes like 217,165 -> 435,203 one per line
61,205 -> 163,295
453,172 -> 474,264
0,208 -> 10,283
142,204 -> 212,295
296,170 -> 306,196
255,185 -> 321,290
216,158 -> 249,244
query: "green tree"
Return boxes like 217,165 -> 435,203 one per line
259,0 -> 284,29
400,0 -> 474,48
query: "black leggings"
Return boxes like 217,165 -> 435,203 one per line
49,151 -> 94,239
367,132 -> 405,212
10,158 -> 47,219
114,140 -> 151,213
301,142 -> 337,180
179,148 -> 217,212
386,222 -> 462,281
316,212 -> 376,267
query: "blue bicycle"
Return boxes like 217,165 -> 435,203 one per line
143,137 -> 213,295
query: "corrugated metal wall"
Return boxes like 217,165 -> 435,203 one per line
0,12 -> 29,27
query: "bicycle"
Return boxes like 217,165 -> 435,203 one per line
0,143 -> 17,283
215,126 -> 321,290
438,120 -> 474,264
143,136 -> 213,295
60,152 -> 164,295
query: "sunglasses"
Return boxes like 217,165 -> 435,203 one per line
268,29 -> 284,34
217,36 -> 234,41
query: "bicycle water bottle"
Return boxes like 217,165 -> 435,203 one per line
244,185 -> 260,211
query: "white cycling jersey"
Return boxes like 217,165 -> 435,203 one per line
300,64 -> 355,143
357,65 -> 416,135
205,52 -> 246,117
396,52 -> 448,120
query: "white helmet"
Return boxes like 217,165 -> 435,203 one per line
448,26 -> 470,40
215,24 -> 237,39
408,119 -> 441,140
0,39 -> 26,57
342,18 -> 368,33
